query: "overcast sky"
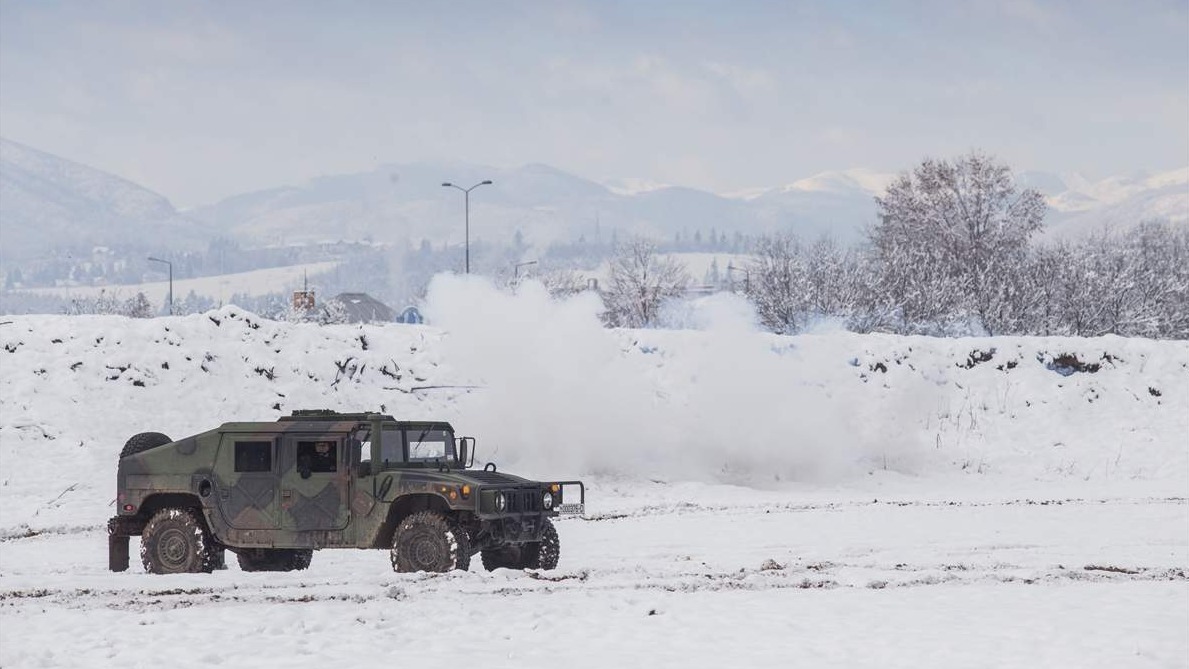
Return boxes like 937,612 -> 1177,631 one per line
1,0 -> 1186,207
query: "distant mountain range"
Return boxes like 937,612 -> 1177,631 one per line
0,138 -> 207,266
2,137 -> 1185,272
1019,168 -> 1189,237
184,160 -> 889,252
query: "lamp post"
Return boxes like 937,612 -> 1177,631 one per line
514,260 -> 538,279
441,180 -> 493,274
147,256 -> 173,315
726,263 -> 750,293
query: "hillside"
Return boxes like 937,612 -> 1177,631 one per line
2,276 -> 1185,533
0,138 -> 206,267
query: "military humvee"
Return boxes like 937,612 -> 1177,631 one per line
108,410 -> 584,574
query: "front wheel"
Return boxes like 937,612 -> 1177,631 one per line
140,508 -> 216,574
480,518 -> 560,571
391,511 -> 470,573
523,518 -> 560,570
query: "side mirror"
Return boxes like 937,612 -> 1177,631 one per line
457,437 -> 476,468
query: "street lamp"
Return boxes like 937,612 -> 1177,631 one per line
726,263 -> 750,293
441,180 -> 493,274
514,260 -> 538,279
147,256 -> 173,315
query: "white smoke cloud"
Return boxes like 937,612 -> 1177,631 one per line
422,274 -> 937,485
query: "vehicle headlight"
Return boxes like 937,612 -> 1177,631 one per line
493,492 -> 506,512
542,491 -> 554,510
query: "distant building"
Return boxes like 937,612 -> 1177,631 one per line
325,293 -> 394,323
293,290 -> 316,310
396,306 -> 424,324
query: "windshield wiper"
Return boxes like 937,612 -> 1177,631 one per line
412,427 -> 432,451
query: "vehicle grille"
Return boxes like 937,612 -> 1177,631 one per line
505,489 -> 541,513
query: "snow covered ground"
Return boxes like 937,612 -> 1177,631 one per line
10,260 -> 340,306
1,275 -> 1186,667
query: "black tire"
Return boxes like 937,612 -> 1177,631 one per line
121,432 -> 172,458
522,518 -> 560,570
481,519 -> 561,571
480,546 -> 519,572
390,511 -> 470,573
236,548 -> 313,572
140,508 -> 216,574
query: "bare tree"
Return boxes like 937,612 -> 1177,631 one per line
872,151 -> 1047,334
538,267 -> 591,299
601,239 -> 689,328
123,292 -> 154,318
319,299 -> 350,325
66,289 -> 124,316
747,233 -> 808,334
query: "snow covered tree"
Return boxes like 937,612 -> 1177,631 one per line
539,267 -> 590,299
67,289 -> 123,316
704,258 -> 722,289
173,290 -> 216,317
319,299 -> 350,325
601,239 -> 689,328
747,233 -> 808,334
122,292 -> 154,318
1115,222 -> 1189,338
746,233 -> 869,333
872,152 -> 1047,334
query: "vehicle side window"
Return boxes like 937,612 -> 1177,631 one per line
296,440 -> 337,477
234,441 -> 272,472
381,428 -> 404,465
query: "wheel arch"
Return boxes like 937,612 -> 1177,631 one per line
372,493 -> 455,548
137,493 -> 211,534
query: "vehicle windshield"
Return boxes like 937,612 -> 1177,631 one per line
406,427 -> 455,463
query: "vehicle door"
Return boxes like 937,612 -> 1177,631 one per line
279,434 -> 350,531
214,434 -> 281,530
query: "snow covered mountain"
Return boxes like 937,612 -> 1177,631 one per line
191,159 -> 1180,255
1039,168 -> 1189,237
4,137 -> 1184,277
0,138 -> 207,267
186,161 -> 800,250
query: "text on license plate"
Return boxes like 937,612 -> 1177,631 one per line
558,503 -> 585,514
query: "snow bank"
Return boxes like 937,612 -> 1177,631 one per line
1,275 -> 1186,534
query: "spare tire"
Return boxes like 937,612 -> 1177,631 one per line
121,432 -> 172,458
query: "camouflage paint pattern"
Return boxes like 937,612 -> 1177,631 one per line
112,411 -> 584,556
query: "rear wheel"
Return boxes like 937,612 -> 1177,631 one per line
391,511 -> 470,573
121,432 -> 172,458
140,508 -> 216,574
236,549 -> 313,572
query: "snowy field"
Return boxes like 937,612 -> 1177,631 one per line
1,275 -> 1186,668
10,260 -> 340,305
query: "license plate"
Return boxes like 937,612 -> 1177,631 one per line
558,503 -> 585,514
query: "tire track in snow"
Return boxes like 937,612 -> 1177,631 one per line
575,496 -> 1188,523
2,561 -> 1184,613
